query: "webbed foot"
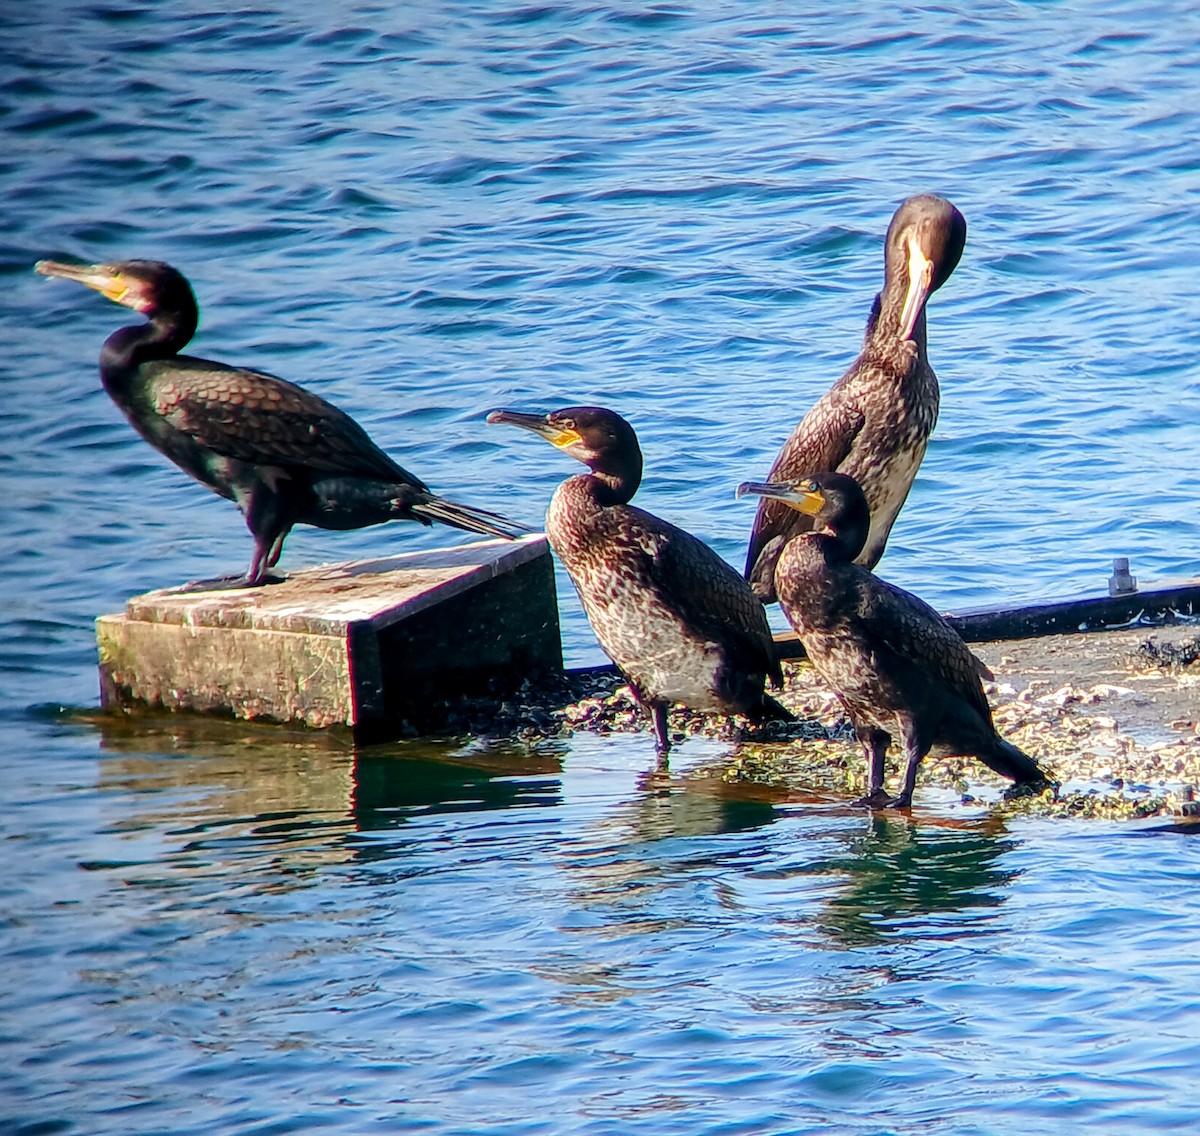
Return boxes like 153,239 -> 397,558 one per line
852,789 -> 912,809
172,571 -> 286,594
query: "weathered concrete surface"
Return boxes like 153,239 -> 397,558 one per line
97,615 -> 357,728
97,535 -> 562,737
975,622 -> 1200,752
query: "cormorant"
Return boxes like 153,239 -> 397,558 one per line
745,195 -> 967,603
737,471 -> 1049,808
36,258 -> 525,585
487,405 -> 792,757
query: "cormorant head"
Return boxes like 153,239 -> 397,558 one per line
883,195 -> 966,340
35,258 -> 196,320
487,405 -> 643,502
736,471 -> 870,561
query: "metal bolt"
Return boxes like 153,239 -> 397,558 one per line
1108,557 -> 1137,596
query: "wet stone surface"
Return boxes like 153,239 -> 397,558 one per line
433,622 -> 1200,822
972,621 -> 1200,820
408,666 -> 836,750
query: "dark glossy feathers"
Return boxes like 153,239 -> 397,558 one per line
145,356 -> 422,485
830,570 -> 993,726
649,516 -> 786,691
553,485 -> 782,693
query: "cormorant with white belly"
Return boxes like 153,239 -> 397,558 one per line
745,195 -> 966,603
488,405 -> 792,758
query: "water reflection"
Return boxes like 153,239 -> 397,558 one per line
804,812 -> 1021,946
84,712 -> 566,880
84,712 -> 1026,953
619,764 -> 784,843
546,756 -> 1024,944
354,744 -> 564,833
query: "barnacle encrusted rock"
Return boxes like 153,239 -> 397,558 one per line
459,623 -> 1200,822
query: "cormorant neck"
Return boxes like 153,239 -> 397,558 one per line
864,290 -> 927,348
812,526 -> 866,566
584,448 -> 641,507
99,308 -> 197,392
587,466 -> 638,507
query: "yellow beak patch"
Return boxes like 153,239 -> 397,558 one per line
549,428 -> 583,449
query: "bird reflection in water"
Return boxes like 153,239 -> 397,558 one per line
807,812 -> 1021,947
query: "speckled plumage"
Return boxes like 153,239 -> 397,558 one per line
488,405 -> 789,757
36,258 -> 523,584
746,195 -> 966,603
743,472 -> 1047,807
548,476 -> 782,714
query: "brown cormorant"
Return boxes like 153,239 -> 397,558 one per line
737,471 -> 1049,808
35,258 -> 525,585
487,405 -> 792,757
745,195 -> 967,603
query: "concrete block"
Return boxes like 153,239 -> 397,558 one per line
96,535 -> 562,738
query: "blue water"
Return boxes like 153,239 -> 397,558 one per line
3,3 -> 1200,1133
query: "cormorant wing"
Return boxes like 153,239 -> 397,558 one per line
146,356 -> 425,486
745,384 -> 866,579
856,577 -> 993,720
631,506 -> 783,685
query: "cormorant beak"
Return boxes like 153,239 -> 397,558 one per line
898,237 -> 935,341
736,480 -> 825,517
35,259 -> 136,308
486,409 -> 583,450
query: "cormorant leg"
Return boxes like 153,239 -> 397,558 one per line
888,720 -> 927,809
652,702 -> 672,763
852,728 -> 892,808
626,680 -> 671,765
243,484 -> 294,584
266,528 -> 289,569
245,531 -> 273,586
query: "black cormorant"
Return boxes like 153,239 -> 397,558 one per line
36,258 -> 525,585
745,195 -> 967,603
737,471 -> 1049,807
487,405 -> 791,757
